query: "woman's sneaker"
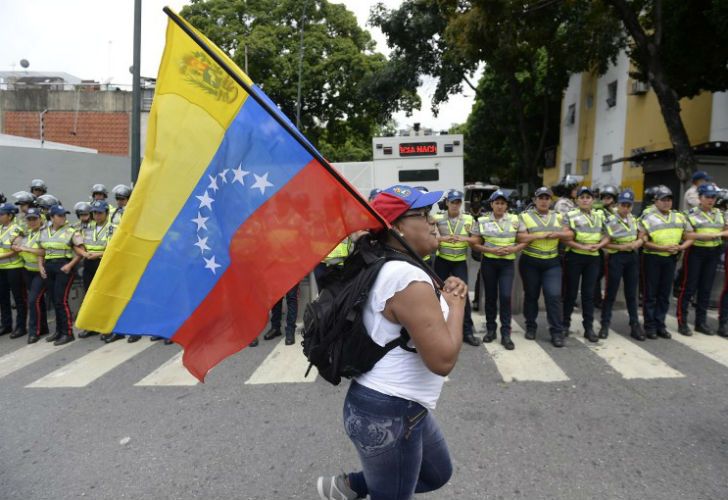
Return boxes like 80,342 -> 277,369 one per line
317,474 -> 359,500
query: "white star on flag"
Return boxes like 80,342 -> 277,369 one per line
207,174 -> 219,192
232,164 -> 250,186
204,255 -> 221,274
196,191 -> 215,210
251,172 -> 274,195
194,235 -> 211,254
191,212 -> 209,231
219,168 -> 230,184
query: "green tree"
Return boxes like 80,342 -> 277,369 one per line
181,0 -> 420,161
371,0 -> 622,187
605,0 -> 728,180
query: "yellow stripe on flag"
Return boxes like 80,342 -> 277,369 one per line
77,15 -> 252,332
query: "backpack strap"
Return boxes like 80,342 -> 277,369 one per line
381,328 -> 417,354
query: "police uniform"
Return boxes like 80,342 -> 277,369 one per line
18,207 -> 49,342
39,205 -> 79,345
553,197 -> 575,216
600,191 -> 643,339
517,187 -> 567,346
314,237 -> 351,291
640,191 -> 692,338
0,204 -> 27,338
676,184 -> 725,335
471,191 -> 520,349
562,188 -> 607,341
434,190 -> 477,345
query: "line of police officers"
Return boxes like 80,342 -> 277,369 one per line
314,179 -> 728,352
0,180 -> 175,346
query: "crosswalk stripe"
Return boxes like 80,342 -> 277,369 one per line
27,339 -> 154,388
245,339 -> 317,384
481,322 -> 570,383
664,314 -> 728,369
569,314 -> 684,380
135,351 -> 198,386
0,340 -> 73,380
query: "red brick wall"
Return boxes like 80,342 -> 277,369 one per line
3,111 -> 129,156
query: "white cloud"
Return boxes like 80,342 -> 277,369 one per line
0,0 -> 475,130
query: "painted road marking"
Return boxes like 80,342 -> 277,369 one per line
245,339 -> 317,384
665,315 -> 728,369
0,340 -> 73,380
135,351 -> 198,386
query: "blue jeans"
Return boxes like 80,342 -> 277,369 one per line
481,258 -> 514,335
344,382 -> 452,500
519,254 -> 564,337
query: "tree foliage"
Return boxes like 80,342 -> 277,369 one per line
180,0 -> 420,161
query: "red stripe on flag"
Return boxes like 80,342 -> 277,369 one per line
172,159 -> 383,381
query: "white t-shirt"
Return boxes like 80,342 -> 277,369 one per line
354,260 -> 449,410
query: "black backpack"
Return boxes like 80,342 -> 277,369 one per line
302,240 -> 424,386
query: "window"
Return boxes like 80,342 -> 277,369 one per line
580,159 -> 590,175
602,154 -> 613,172
564,162 -> 573,175
606,81 -> 617,108
567,104 -> 576,125
399,169 -> 439,182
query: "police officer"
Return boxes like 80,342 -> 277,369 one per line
684,171 -> 711,210
434,189 -> 479,346
111,184 -> 132,225
12,207 -> 49,343
13,191 -> 36,232
73,202 -> 92,231
263,285 -> 300,346
554,176 -> 579,216
562,187 -> 609,342
36,194 -> 60,216
470,190 -> 525,350
676,184 -> 727,336
91,184 -> 109,202
0,203 -> 27,338
39,205 -> 81,346
517,187 -> 573,347
30,179 -> 48,198
315,237 -> 352,290
600,190 -> 644,340
639,186 -> 693,339
593,184 -> 619,308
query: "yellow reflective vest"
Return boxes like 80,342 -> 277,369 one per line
83,221 -> 115,253
323,237 -> 350,266
640,210 -> 690,256
0,222 -> 24,270
605,214 -> 638,254
19,228 -> 42,271
686,207 -> 724,248
434,213 -> 474,262
520,210 -> 563,260
476,213 -> 519,260
40,224 -> 76,260
565,209 -> 605,256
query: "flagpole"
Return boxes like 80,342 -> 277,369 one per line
162,8 -> 443,288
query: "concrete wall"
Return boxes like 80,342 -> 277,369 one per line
711,91 -> 728,142
558,73 -> 582,179
0,146 -> 131,209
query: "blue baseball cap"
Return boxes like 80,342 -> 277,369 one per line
371,185 -> 444,224
49,205 -> 70,216
692,171 -> 711,182
576,186 -> 594,197
90,200 -> 109,212
617,190 -> 635,204
698,183 -> 719,197
0,203 -> 18,215
25,207 -> 41,219
488,190 -> 508,202
447,190 -> 464,201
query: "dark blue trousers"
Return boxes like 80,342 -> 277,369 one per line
676,246 -> 721,327
643,253 -> 677,332
601,251 -> 640,326
434,257 -> 474,336
25,269 -> 48,337
519,254 -> 563,337
0,267 -> 26,332
271,283 -> 299,336
481,258 -> 514,335
563,252 -> 601,331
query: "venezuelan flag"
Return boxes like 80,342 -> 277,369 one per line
76,10 -> 384,381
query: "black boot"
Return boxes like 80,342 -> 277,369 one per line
54,334 -> 75,346
482,330 -> 497,343
717,323 -> 728,338
501,334 -> 515,350
695,323 -> 715,336
105,333 -> 125,343
598,324 -> 609,339
127,335 -> 141,343
249,337 -> 259,347
525,328 -> 536,340
27,334 -> 40,344
464,334 -> 481,347
551,332 -> 565,348
678,324 -> 691,336
263,328 -> 282,340
584,327 -> 598,343
45,332 -> 61,343
630,324 -> 646,341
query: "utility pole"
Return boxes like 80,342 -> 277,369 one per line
131,0 -> 142,184
295,1 -> 307,129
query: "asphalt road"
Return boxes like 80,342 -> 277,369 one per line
1,308 -> 728,500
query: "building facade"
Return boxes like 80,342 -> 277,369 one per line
546,51 -> 728,201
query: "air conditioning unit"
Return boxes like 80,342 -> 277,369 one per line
630,80 -> 649,95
